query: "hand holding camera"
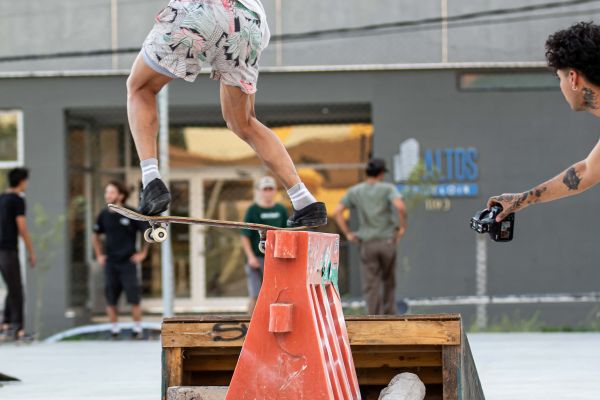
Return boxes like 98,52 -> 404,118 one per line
470,204 -> 515,242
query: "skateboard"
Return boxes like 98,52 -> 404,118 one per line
108,204 -> 307,253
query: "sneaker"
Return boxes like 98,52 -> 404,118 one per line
111,331 -> 120,340
287,202 -> 327,228
15,331 -> 34,343
139,178 -> 171,216
132,330 -> 143,340
0,329 -> 11,343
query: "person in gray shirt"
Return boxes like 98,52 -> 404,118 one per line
334,158 -> 407,315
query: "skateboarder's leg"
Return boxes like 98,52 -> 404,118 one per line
220,83 -> 300,189
127,53 -> 172,162
220,84 -> 327,226
126,54 -> 173,215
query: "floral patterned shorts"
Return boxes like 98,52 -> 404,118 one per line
142,0 -> 267,94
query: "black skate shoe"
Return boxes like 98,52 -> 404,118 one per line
139,178 -> 171,216
287,202 -> 328,228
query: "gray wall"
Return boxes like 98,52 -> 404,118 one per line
0,78 -> 70,335
371,70 -> 600,328
1,66 -> 599,334
1,0 -> 598,72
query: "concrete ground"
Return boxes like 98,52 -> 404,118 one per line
469,333 -> 600,400
0,341 -> 161,400
0,333 -> 599,399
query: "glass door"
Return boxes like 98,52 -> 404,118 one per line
128,171 -> 196,312
130,168 -> 263,313
202,178 -> 254,300
139,179 -> 192,301
191,169 -> 263,312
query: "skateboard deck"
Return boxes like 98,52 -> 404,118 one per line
108,204 -> 307,252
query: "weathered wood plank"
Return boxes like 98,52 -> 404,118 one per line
162,321 -> 249,348
182,351 -> 442,372
347,320 -> 461,346
461,330 -> 486,400
351,345 -> 443,354
442,346 -> 460,400
166,348 -> 184,388
356,366 -> 443,385
162,313 -> 461,324
352,352 -> 442,368
163,320 -> 461,348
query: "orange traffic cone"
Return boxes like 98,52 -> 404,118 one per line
226,230 -> 361,400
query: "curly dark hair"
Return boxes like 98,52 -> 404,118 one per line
545,21 -> 600,86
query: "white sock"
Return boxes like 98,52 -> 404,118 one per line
133,322 -> 142,333
287,183 -> 317,210
111,324 -> 120,334
141,158 -> 161,188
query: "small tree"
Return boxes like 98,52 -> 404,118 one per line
31,203 -> 65,338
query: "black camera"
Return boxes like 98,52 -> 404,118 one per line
470,205 -> 515,242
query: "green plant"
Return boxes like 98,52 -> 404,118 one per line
469,311 -> 543,333
31,203 -> 65,338
398,160 -> 443,210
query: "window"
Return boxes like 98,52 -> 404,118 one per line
458,72 -> 559,91
0,110 -> 24,168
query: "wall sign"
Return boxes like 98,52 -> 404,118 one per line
393,138 -> 479,198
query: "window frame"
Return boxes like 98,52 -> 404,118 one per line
457,71 -> 559,92
0,109 -> 24,168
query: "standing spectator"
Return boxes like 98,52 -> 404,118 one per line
92,181 -> 148,339
0,168 -> 36,341
333,159 -> 407,315
241,176 -> 288,314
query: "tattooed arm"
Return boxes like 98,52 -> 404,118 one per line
488,139 -> 600,221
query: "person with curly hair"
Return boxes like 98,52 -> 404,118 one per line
487,21 -> 600,220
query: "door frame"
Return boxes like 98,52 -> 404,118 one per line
128,166 -> 264,313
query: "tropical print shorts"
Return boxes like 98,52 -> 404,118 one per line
142,0 -> 267,94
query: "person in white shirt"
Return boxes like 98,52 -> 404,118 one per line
127,0 -> 326,228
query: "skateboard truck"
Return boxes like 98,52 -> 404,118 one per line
258,231 -> 267,254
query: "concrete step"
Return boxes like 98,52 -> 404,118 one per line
167,386 -> 227,400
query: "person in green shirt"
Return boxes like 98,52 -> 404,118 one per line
241,176 -> 288,314
333,158 -> 407,315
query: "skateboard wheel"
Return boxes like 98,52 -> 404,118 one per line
144,228 -> 155,243
258,241 -> 266,254
151,227 -> 168,243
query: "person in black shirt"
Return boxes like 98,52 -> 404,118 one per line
0,168 -> 36,341
92,181 -> 148,338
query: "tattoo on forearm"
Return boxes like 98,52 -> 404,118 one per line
562,167 -> 581,190
493,192 -> 529,212
583,87 -> 599,110
526,186 -> 547,204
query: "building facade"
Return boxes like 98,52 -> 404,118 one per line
0,2 -> 599,336
1,0 -> 597,71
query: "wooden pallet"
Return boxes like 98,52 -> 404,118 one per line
161,314 -> 485,400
